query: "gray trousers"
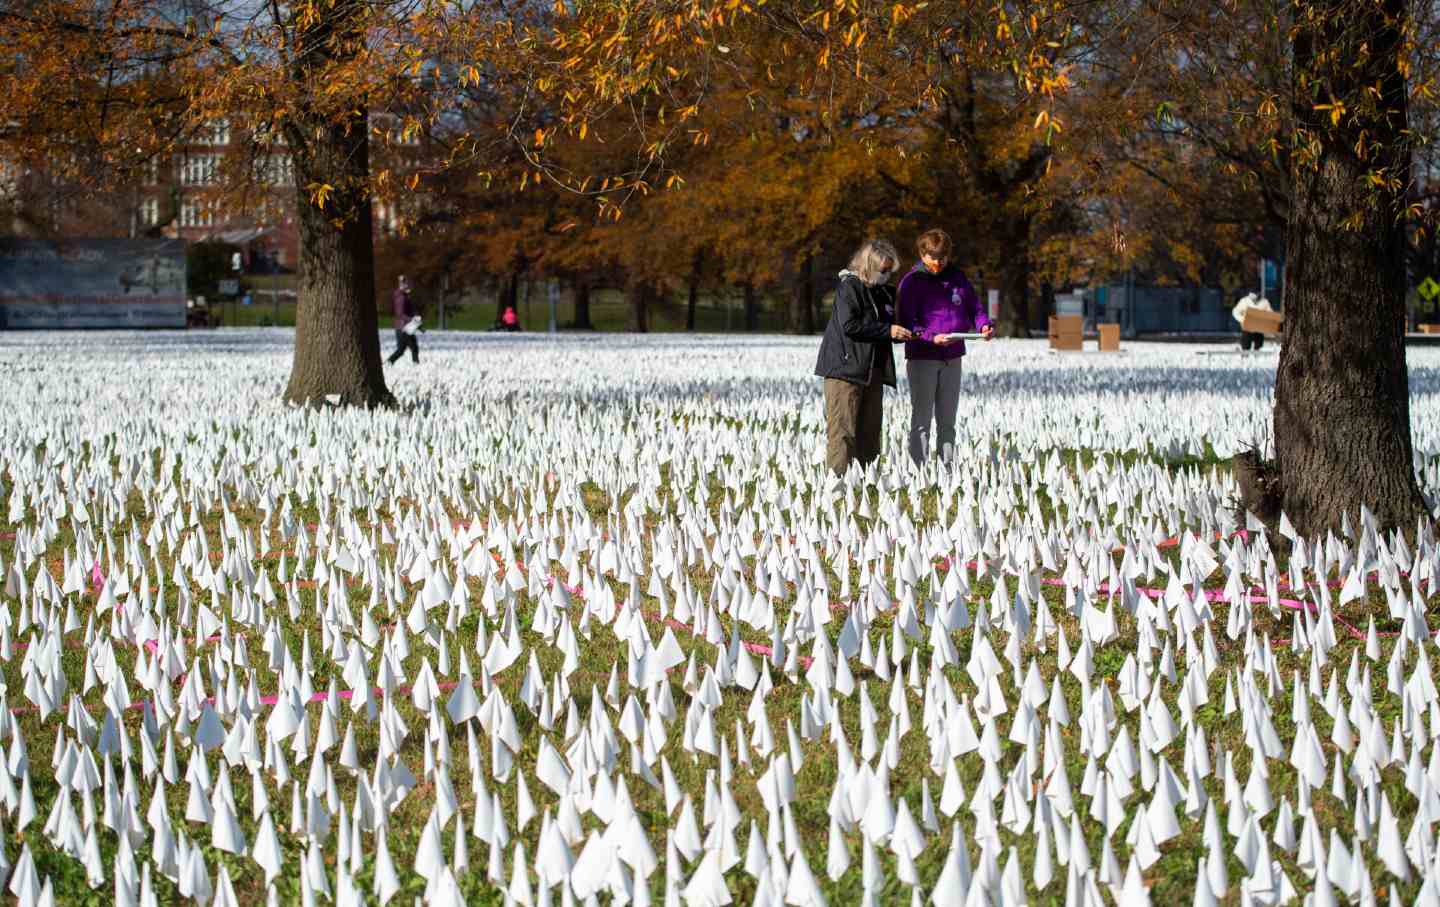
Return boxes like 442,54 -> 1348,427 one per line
906,358 -> 963,462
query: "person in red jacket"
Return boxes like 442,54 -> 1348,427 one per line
386,275 -> 420,365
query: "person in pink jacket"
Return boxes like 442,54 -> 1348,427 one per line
895,229 -> 993,463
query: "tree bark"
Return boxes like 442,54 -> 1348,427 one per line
788,254 -> 816,333
1036,280 -> 1055,331
572,281 -> 593,330
743,282 -> 760,332
280,3 -> 390,407
626,278 -> 649,332
1273,0 -> 1424,537
995,231 -> 1032,338
282,115 -> 390,407
686,253 -> 701,332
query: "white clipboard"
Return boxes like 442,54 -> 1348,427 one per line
935,332 -> 987,343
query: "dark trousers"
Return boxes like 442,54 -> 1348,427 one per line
824,369 -> 884,475
388,329 -> 419,364
1240,331 -> 1264,351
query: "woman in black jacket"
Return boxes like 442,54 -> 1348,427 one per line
814,239 -> 912,475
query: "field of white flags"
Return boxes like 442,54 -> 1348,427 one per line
5,328 -> 1440,907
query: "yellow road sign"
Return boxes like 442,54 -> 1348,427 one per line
1420,277 -> 1440,302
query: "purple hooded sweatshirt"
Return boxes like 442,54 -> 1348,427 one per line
895,263 -> 992,360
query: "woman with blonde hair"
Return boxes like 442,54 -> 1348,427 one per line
813,239 -> 912,474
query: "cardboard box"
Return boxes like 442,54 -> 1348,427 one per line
1097,323 -> 1120,352
1420,324 -> 1440,335
1049,315 -> 1083,350
1242,308 -> 1283,335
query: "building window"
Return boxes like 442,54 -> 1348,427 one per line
266,155 -> 293,186
139,197 -> 159,226
179,198 -> 217,228
375,201 -> 400,232
180,154 -> 220,186
196,119 -> 230,146
142,157 -> 160,186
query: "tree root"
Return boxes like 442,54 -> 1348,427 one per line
1231,448 -> 1283,533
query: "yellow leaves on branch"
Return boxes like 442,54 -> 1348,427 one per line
1032,107 -> 1062,142
1313,97 -> 1346,126
308,182 -> 334,210
889,4 -> 921,27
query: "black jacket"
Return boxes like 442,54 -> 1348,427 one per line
814,272 -> 898,386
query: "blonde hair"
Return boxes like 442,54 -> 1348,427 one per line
846,239 -> 899,286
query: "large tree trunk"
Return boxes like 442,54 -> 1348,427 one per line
686,257 -> 701,332
1273,0 -> 1424,537
743,282 -> 760,332
282,116 -> 390,407
626,278 -> 649,332
995,246 -> 1031,338
1035,280 -> 1055,332
788,254 -> 816,333
572,281 -> 593,330
685,249 -> 705,331
986,210 -> 1034,338
281,1 -> 390,407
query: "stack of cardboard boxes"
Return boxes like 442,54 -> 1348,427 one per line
1098,324 -> 1120,352
1242,308 -> 1284,336
1048,315 -> 1083,351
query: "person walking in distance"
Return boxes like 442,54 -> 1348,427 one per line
387,275 -> 420,365
1231,292 -> 1274,351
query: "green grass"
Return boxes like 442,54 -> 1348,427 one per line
207,286 -> 800,333
0,437 -> 1430,907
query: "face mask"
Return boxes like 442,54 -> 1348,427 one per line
876,268 -> 893,283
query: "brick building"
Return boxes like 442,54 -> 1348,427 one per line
4,115 -> 420,274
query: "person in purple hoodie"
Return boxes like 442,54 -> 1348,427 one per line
895,229 -> 993,463
386,275 -> 420,365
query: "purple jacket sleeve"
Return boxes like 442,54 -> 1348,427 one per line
896,276 -> 923,341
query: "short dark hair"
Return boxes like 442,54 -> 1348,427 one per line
916,229 -> 953,260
